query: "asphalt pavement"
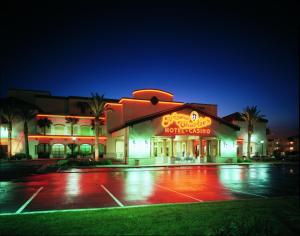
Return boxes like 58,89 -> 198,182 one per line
0,163 -> 298,214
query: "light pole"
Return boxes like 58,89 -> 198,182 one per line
260,140 -> 264,157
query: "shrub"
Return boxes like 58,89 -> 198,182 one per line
237,157 -> 252,163
67,152 -> 80,159
68,159 -> 112,167
97,159 -> 112,165
11,153 -> 31,160
0,149 -> 7,159
56,159 -> 70,166
38,152 -> 50,158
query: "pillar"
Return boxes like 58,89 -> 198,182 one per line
124,127 -> 128,164
162,139 -> 166,157
198,137 -> 202,157
170,137 -> 174,157
64,144 -> 67,158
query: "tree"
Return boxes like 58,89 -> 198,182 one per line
0,98 -> 19,158
88,93 -> 105,161
241,106 -> 265,159
37,118 -> 52,153
66,117 -> 79,157
17,101 -> 39,159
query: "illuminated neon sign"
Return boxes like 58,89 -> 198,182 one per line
161,111 -> 212,135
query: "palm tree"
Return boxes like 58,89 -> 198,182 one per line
18,105 -> 39,158
88,93 -> 105,161
0,98 -> 19,158
37,118 -> 52,153
241,106 -> 265,159
66,117 -> 79,157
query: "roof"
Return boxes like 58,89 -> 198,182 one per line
223,112 -> 268,123
35,94 -> 119,103
109,104 -> 240,133
8,88 -> 51,95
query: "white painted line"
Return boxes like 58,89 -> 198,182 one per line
155,184 -> 203,202
101,185 -> 124,207
225,188 -> 268,198
15,187 -> 44,214
0,201 -> 204,216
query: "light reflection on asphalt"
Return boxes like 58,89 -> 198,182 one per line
0,164 -> 298,214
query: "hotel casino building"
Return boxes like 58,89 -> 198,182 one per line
0,89 -> 268,164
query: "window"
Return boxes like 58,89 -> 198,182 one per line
80,144 -> 91,157
54,124 -> 65,135
52,144 -> 65,157
80,125 -> 92,136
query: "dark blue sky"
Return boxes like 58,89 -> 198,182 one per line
1,1 -> 299,137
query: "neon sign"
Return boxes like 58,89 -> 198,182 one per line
162,111 -> 212,129
161,111 -> 212,136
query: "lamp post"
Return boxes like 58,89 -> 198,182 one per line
260,140 -> 264,157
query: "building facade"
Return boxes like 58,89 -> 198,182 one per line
0,89 -> 269,164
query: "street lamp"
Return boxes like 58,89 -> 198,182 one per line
260,140 -> 264,157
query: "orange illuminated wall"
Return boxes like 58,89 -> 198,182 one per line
132,89 -> 174,101
106,90 -> 183,132
105,103 -> 124,132
119,98 -> 183,124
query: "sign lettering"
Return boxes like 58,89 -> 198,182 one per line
161,111 -> 212,136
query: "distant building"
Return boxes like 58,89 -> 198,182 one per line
286,135 -> 299,153
267,135 -> 298,157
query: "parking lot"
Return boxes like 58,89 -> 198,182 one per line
0,164 -> 298,214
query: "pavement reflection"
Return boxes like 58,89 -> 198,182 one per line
0,164 -> 298,214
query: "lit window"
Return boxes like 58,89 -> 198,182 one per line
276,142 -> 279,144
290,147 -> 294,150
289,141 -> 294,145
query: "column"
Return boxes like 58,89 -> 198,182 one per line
124,127 -> 128,164
189,140 -> 193,157
204,140 -> 207,163
162,139 -> 166,157
170,137 -> 174,157
64,144 -> 67,158
198,136 -> 202,161
170,137 -> 174,164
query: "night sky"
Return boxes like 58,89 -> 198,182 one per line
1,1 -> 299,137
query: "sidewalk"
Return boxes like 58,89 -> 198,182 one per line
58,161 -> 298,172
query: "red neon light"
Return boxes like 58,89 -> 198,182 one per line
237,139 -> 243,144
118,98 -> 183,105
36,114 -> 105,120
104,103 -> 123,107
28,135 -> 107,140
132,89 -> 173,97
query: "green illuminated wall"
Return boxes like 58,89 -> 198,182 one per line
128,121 -> 155,164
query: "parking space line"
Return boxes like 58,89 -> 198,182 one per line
16,187 -> 44,214
155,184 -> 203,202
101,185 -> 124,207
